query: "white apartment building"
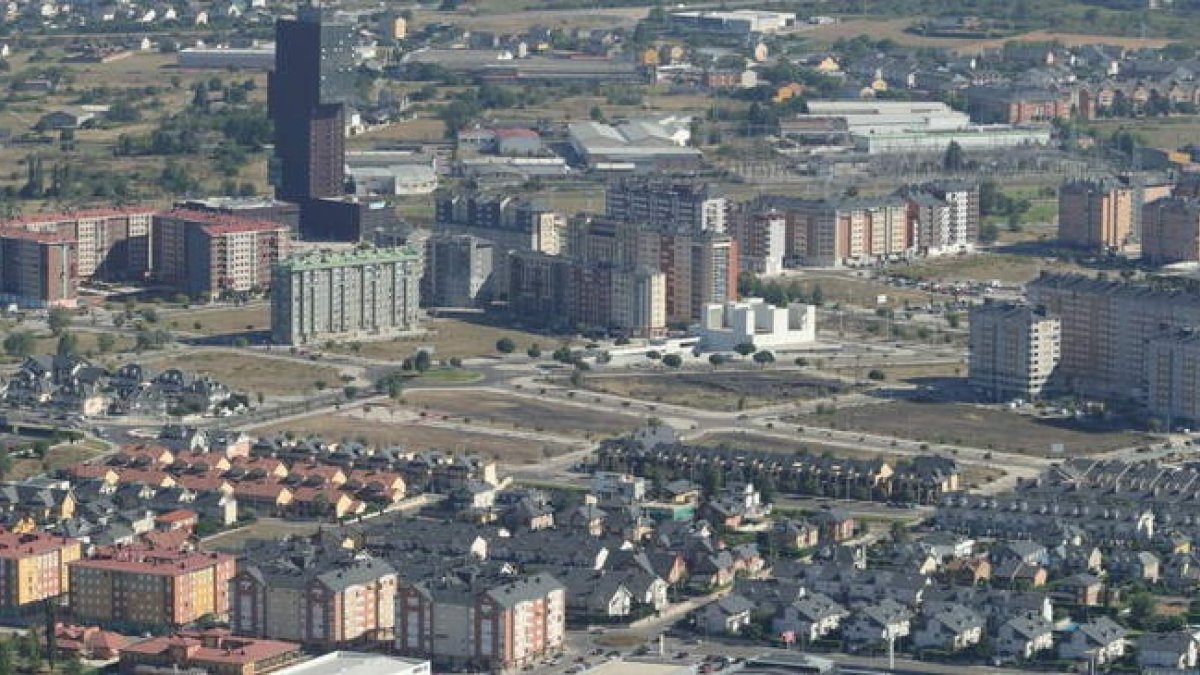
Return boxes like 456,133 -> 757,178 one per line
968,301 -> 1061,401
734,211 -> 787,274
271,246 -> 423,345
698,298 -> 817,351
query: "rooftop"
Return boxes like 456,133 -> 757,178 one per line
273,651 -> 429,675
157,208 -> 290,236
275,245 -> 421,272
72,546 -> 232,576
0,530 -> 77,559
121,629 -> 302,666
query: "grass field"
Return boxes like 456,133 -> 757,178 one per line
182,305 -> 271,336
888,252 -> 1086,285
8,440 -> 108,481
251,409 -> 578,463
403,390 -> 644,437
772,273 -> 953,308
203,519 -> 323,553
1086,117 -> 1200,151
334,317 -> 574,361
151,352 -> 345,396
790,401 -> 1149,456
577,371 -> 854,412
798,18 -> 1173,52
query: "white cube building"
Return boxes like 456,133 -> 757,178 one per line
699,298 -> 816,351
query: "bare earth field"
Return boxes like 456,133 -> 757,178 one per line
251,409 -> 577,463
150,352 -> 344,396
403,390 -> 643,437
790,401 -> 1149,456
578,371 -> 854,412
203,519 -> 323,553
888,253 -> 1086,285
8,441 -> 108,481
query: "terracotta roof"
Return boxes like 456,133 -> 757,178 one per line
73,546 -> 232,576
0,227 -> 75,244
0,207 -> 156,229
155,509 -> 198,524
157,208 -> 289,236
0,530 -> 78,558
119,630 -> 300,666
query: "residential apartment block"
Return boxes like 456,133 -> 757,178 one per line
1058,179 -> 1136,252
151,210 -> 291,299
435,193 -> 563,254
1027,273 -> 1200,402
69,547 -> 236,628
754,197 -> 911,267
731,210 -> 786,275
2,208 -> 155,281
395,572 -> 566,671
604,179 -> 728,233
422,234 -> 495,308
901,182 -> 979,256
0,229 -> 76,308
270,246 -> 423,345
968,301 -> 1061,401
1146,331 -> 1200,427
234,540 -> 397,647
0,530 -> 81,609
1142,197 -> 1200,265
965,86 -> 1072,125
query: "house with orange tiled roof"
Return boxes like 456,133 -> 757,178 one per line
155,509 -> 198,532
111,468 -> 176,489
232,481 -> 293,516
118,629 -> 303,675
225,456 -> 289,480
111,445 -> 175,468
344,470 -> 407,505
67,464 -> 120,484
53,623 -> 131,660
290,487 -> 361,520
171,474 -> 234,496
287,463 -> 347,487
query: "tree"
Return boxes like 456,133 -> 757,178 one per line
97,332 -> 116,353
47,307 -> 72,335
2,331 -> 34,358
942,140 -> 965,171
1128,591 -> 1157,629
734,343 -> 756,357
527,343 -> 542,358
709,354 -> 727,366
867,369 -> 886,381
313,380 -> 327,391
21,628 -> 39,668
662,354 -> 682,368
56,332 -> 78,356
413,350 -> 432,372
810,283 -> 824,306
496,337 -> 516,354
752,350 -> 776,366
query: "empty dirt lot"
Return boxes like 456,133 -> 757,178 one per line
403,390 -> 645,437
578,371 -> 854,412
790,401 -> 1149,456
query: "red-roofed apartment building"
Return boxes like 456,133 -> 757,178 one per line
151,209 -> 291,299
0,530 -> 81,608
2,208 -> 156,281
69,546 -> 235,628
118,629 -> 303,675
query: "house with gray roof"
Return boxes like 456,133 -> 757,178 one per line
913,604 -> 984,652
1137,631 -> 1199,671
697,594 -> 755,635
843,599 -> 912,650
995,615 -> 1054,662
1060,616 -> 1127,665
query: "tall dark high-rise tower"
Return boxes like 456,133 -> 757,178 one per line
269,4 -> 355,210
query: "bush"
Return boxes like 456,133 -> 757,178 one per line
867,369 -> 886,380
662,354 -> 682,368
495,337 -> 516,353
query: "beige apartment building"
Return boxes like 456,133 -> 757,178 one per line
1027,273 -> 1200,402
968,301 -> 1061,401
1058,179 -> 1135,252
1147,331 -> 1200,427
1142,197 -> 1200,265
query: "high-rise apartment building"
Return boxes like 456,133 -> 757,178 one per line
732,210 -> 786,274
395,573 -> 566,671
152,210 -> 291,299
4,208 -> 155,281
422,234 -> 495,308
901,181 -> 979,255
1027,273 -> 1200,402
1147,331 -> 1200,427
271,246 -> 423,345
269,4 -> 356,237
0,229 -> 76,308
233,542 -> 397,647
69,547 -> 236,628
1057,179 -> 1135,252
968,301 -> 1061,401
0,530 -> 80,609
1142,196 -> 1200,265
754,197 -> 911,267
605,179 -> 728,233
435,193 -> 563,254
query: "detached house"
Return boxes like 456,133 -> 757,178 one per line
1060,616 -> 1127,665
914,605 -> 984,652
843,599 -> 912,651
698,594 -> 755,635
773,592 -> 848,643
1137,631 -> 1199,671
995,615 -> 1054,662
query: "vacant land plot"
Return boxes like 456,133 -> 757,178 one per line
8,441 -> 109,481
151,352 -> 344,396
889,253 -> 1085,285
335,317 -> 572,361
203,519 -> 323,553
182,305 -> 271,336
800,18 -> 1172,52
404,390 -> 642,437
790,401 -> 1148,456
579,371 -> 853,412
251,410 -> 576,464
771,273 -> 953,309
